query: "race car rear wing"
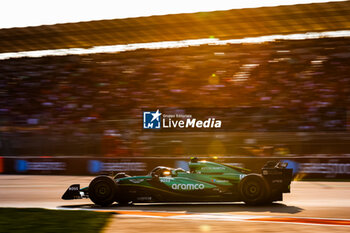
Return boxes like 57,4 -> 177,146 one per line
261,161 -> 293,193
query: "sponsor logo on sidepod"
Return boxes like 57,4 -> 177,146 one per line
171,183 -> 205,190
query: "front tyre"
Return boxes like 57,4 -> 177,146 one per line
89,176 -> 117,206
239,174 -> 270,205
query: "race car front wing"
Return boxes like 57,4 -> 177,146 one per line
62,184 -> 88,200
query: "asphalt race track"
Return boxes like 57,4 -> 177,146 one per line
1,175 -> 350,233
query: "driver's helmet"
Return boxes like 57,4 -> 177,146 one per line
190,157 -> 198,163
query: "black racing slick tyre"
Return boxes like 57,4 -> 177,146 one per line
88,176 -> 118,206
239,174 -> 270,205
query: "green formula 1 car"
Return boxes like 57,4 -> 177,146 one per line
62,158 -> 293,206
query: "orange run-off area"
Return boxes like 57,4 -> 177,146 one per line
85,209 -> 350,226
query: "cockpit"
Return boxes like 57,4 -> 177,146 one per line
149,166 -> 186,178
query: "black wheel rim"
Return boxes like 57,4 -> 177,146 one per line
243,181 -> 262,199
94,181 -> 112,199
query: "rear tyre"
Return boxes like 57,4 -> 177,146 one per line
239,174 -> 270,205
89,176 -> 118,206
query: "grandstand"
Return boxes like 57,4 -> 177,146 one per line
1,1 -> 350,157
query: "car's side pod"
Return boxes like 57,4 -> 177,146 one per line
62,184 -> 82,200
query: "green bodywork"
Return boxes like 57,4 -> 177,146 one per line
115,161 -> 249,202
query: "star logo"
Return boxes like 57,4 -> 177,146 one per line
143,109 -> 162,129
151,109 -> 162,122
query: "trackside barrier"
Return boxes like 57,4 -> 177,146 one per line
1,156 -> 350,179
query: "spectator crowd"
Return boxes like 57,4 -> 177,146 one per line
1,37 -> 350,156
